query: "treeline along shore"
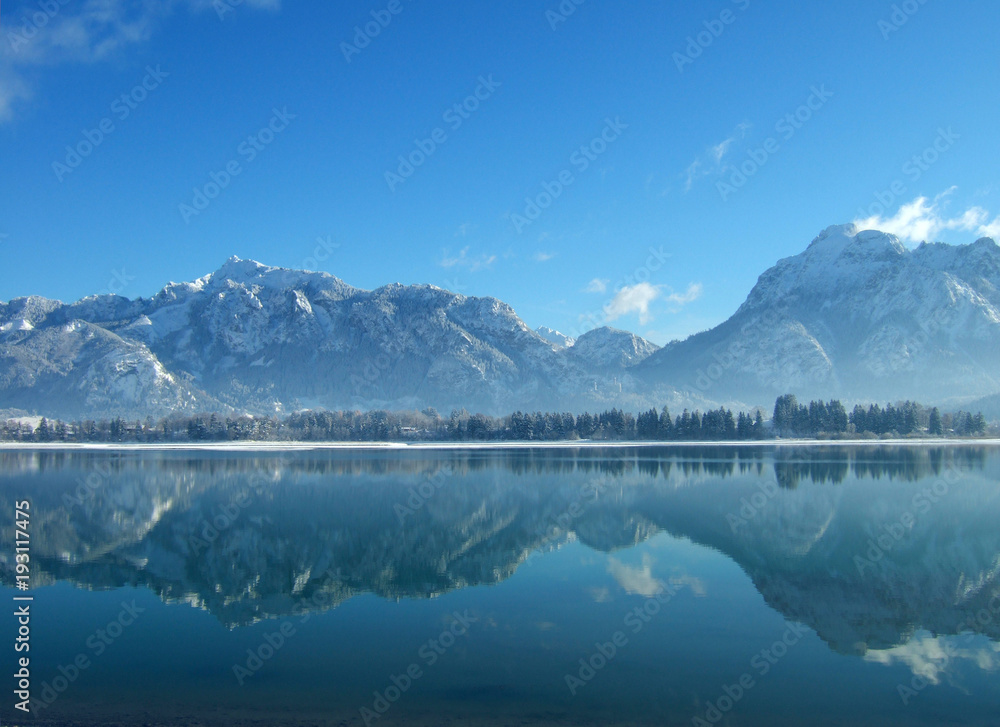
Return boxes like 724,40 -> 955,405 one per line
0,395 -> 991,444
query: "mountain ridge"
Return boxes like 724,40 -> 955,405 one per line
0,258 -> 664,419
2,226 -> 999,420
637,224 -> 1000,408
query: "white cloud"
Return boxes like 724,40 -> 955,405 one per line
532,251 -> 556,262
600,281 -> 701,325
979,217 -> 1000,239
711,137 -> 736,164
585,278 -> 608,294
0,0 -> 280,122
854,190 -> 1000,244
604,282 -> 661,325
0,67 -> 30,123
682,160 -> 702,193
683,121 -> 751,192
439,246 -> 496,272
607,556 -> 664,598
864,631 -> 1000,685
665,282 -> 703,307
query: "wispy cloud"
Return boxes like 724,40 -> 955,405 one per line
665,282 -> 703,308
683,121 -> 751,192
587,586 -> 612,603
711,136 -> 737,164
585,278 -> 609,294
0,0 -> 279,122
439,246 -> 496,272
532,251 -> 556,262
854,189 -> 1000,243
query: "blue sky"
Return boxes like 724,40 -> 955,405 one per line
1,0 -> 998,344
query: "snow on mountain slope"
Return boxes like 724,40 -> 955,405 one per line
0,319 -> 207,417
567,327 -> 660,370
4,224 -> 1000,420
638,224 -> 1000,406
535,326 -> 575,348
0,258 -> 665,418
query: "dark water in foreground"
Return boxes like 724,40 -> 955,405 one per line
1,445 -> 999,726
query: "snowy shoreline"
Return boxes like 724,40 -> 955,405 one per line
0,438 -> 998,452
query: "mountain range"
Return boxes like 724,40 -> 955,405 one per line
1,223 -> 998,420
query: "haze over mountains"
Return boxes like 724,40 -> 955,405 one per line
640,224 -> 1000,409
1,224 -> 998,420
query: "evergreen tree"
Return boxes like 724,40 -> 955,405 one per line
928,407 -> 943,435
773,395 -> 798,435
736,411 -> 751,440
659,406 -> 673,440
828,400 -> 848,433
723,409 -> 737,440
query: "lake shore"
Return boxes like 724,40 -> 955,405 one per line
1,437 -> 999,451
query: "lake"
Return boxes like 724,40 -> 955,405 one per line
1,444 -> 999,726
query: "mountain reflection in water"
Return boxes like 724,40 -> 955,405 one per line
1,444 -> 997,726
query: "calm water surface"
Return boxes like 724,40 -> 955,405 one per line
1,445 -> 999,726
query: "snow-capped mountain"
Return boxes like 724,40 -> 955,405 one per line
568,326 -> 661,370
535,326 -> 575,348
638,224 -> 1000,407
3,224 -> 999,421
0,258 -> 661,419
